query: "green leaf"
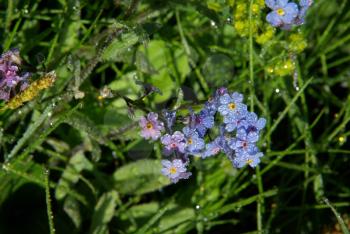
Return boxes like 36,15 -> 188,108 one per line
158,205 -> 195,233
101,32 -> 139,61
55,151 -> 93,200
89,191 -> 119,234
113,159 -> 170,195
138,40 -> 191,103
63,197 -> 82,229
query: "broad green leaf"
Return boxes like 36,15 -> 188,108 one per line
129,202 -> 160,219
64,196 -> 82,229
113,159 -> 170,195
158,206 -> 195,234
89,191 -> 118,234
138,40 -> 191,103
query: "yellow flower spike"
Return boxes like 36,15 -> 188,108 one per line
274,59 -> 295,77
252,4 -> 260,15
266,66 -> 274,74
4,71 -> 57,110
235,3 -> 247,19
338,136 -> 346,144
289,33 -> 308,53
257,0 -> 265,7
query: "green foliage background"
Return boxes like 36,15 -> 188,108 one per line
0,0 -> 350,233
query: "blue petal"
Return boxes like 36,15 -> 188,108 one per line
247,112 -> 258,123
231,92 -> 243,103
276,0 -> 288,8
265,0 -> 277,9
266,12 -> 283,27
236,128 -> 248,140
203,116 -> 214,128
257,118 -> 267,129
282,3 -> 298,24
225,123 -> 236,132
247,132 -> 259,143
300,0 -> 312,7
219,94 -> 231,105
182,126 -> 191,136
218,105 -> 229,115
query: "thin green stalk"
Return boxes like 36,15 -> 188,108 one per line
45,169 -> 56,234
5,0 -> 13,33
323,197 -> 350,234
175,9 -> 209,93
7,104 -> 55,161
264,78 -> 313,141
249,0 -> 255,112
4,18 -> 22,51
256,166 -> 264,232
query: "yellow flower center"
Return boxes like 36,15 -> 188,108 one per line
169,167 -> 177,174
277,8 -> 285,16
146,122 -> 153,129
247,159 -> 253,165
188,138 -> 193,144
228,103 -> 236,110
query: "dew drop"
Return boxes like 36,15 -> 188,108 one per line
275,88 -> 280,93
47,112 -> 52,117
2,164 -> 9,171
338,136 -> 346,144
195,205 -> 201,210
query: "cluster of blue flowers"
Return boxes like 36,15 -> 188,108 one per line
265,0 -> 313,30
139,88 -> 266,183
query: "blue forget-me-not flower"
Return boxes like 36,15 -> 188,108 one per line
266,0 -> 299,27
161,159 -> 192,183
182,126 -> 205,155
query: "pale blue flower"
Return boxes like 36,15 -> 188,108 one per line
218,92 -> 247,118
245,112 -> 266,143
183,127 -> 205,155
223,108 -> 249,132
139,112 -> 164,141
266,0 -> 299,27
232,151 -> 264,168
161,159 -> 192,183
161,131 -> 186,155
